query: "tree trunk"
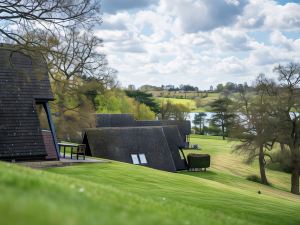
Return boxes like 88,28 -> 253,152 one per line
199,121 -> 202,134
222,113 -> 225,140
291,164 -> 300,195
222,121 -> 225,140
259,145 -> 268,185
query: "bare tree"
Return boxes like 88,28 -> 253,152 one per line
42,28 -> 116,140
231,75 -> 275,185
270,63 -> 300,194
0,0 -> 101,45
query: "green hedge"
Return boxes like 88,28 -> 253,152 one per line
187,153 -> 210,169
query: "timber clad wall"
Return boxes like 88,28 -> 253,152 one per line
0,46 -> 54,160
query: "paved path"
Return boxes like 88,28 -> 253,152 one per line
18,154 -> 110,169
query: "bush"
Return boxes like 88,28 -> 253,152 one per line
187,154 -> 210,169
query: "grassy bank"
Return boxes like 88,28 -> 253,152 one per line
0,135 -> 299,225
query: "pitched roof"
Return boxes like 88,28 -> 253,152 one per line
83,127 -> 178,172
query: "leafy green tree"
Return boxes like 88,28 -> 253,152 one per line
95,89 -> 155,120
160,100 -> 190,120
216,84 -> 224,92
210,97 -> 234,140
125,90 -> 160,114
193,113 -> 207,134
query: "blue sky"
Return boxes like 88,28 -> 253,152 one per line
98,0 -> 300,89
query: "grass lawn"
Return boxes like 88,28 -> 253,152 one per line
0,135 -> 300,225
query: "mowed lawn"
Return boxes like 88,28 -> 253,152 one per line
0,135 -> 300,225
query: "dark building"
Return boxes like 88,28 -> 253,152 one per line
95,114 -> 191,143
0,45 -> 59,161
83,126 -> 187,172
84,114 -> 191,172
83,127 -> 177,172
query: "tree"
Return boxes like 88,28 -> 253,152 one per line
125,90 -> 160,115
193,113 -> 207,134
269,63 -> 300,194
230,74 -> 275,185
42,28 -> 115,141
210,97 -> 234,140
0,0 -> 101,46
95,89 -> 155,120
225,82 -> 236,91
216,84 -> 224,92
160,100 -> 190,120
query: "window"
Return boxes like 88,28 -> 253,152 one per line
139,154 -> 147,164
131,154 -> 140,165
131,153 -> 148,165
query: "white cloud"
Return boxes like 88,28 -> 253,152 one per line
96,0 -> 300,89
237,0 -> 300,30
161,0 -> 248,32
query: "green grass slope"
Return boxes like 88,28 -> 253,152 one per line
0,135 -> 300,225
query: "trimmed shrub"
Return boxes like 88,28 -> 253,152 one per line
187,153 -> 210,170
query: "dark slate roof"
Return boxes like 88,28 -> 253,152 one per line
95,114 -> 192,142
0,46 -> 53,160
96,114 -> 135,127
83,127 -> 178,172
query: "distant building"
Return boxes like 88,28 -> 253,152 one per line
82,114 -> 192,172
210,85 -> 214,91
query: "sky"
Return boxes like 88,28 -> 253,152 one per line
97,0 -> 300,89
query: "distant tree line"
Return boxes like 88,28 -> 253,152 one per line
140,84 -> 200,92
216,82 -> 252,93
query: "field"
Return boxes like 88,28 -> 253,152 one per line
0,135 -> 299,225
156,92 -> 220,112
157,97 -> 197,110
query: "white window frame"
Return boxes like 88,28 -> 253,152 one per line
139,154 -> 147,164
131,154 -> 140,165
131,153 -> 148,165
